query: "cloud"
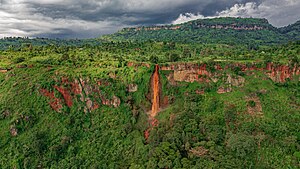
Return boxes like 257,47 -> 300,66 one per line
173,0 -> 300,27
0,0 -> 299,38
0,0 -> 131,38
0,6 -> 125,38
172,13 -> 206,25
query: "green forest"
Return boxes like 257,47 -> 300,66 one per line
0,17 -> 300,168
102,18 -> 300,45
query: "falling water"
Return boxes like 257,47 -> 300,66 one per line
151,64 -> 160,117
144,64 -> 160,141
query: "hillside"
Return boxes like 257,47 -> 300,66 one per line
0,40 -> 300,168
0,37 -> 101,51
1,18 -> 299,50
280,20 -> 300,40
102,17 -> 299,45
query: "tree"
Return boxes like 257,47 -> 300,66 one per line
150,55 -> 159,63
227,133 -> 256,159
168,53 -> 179,62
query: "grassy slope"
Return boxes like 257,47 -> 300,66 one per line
0,41 -> 299,168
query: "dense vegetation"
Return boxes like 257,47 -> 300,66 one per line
102,17 -> 300,45
280,20 -> 300,41
0,17 -> 300,168
0,37 -> 101,51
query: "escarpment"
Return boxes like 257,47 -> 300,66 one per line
40,77 -> 121,112
37,62 -> 299,142
159,62 -> 300,84
41,62 -> 299,113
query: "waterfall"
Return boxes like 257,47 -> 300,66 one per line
151,64 -> 160,117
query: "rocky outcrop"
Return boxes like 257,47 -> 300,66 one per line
123,25 -> 182,32
39,62 -> 299,113
40,89 -> 63,112
54,86 -> 73,107
161,62 -> 300,84
0,69 -> 8,73
217,87 -> 232,94
265,63 -> 300,83
40,77 -> 121,112
161,63 -> 211,83
123,22 -> 267,32
216,74 -> 245,94
227,75 -> 245,87
194,24 -> 266,30
10,125 -> 18,137
128,84 -> 138,93
112,96 -> 121,108
162,62 -> 299,95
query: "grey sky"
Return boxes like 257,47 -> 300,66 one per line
0,0 -> 299,38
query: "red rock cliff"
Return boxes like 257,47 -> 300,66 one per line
160,63 -> 300,83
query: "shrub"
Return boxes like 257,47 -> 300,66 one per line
150,55 -> 159,63
248,100 -> 256,107
232,66 -> 244,76
168,53 -> 179,62
227,133 -> 257,159
263,55 -> 272,63
13,57 -> 25,63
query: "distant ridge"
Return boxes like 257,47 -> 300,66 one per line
123,18 -> 274,32
101,17 -> 300,45
279,20 -> 300,40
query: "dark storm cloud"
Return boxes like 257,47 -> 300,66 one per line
24,0 -> 262,25
201,0 -> 263,16
0,0 -> 299,38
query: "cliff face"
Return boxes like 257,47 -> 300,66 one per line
123,24 -> 267,32
122,18 -> 276,32
265,63 -> 300,83
126,62 -> 300,85
160,63 -> 300,84
40,77 -> 120,112
122,18 -> 271,32
193,24 -> 266,30
42,62 -> 299,112
123,25 -> 182,32
161,64 -> 210,83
